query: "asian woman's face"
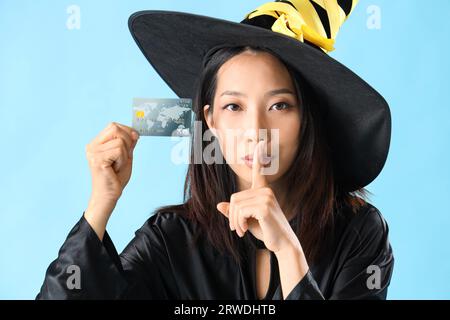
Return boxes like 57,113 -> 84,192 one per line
203,50 -> 302,190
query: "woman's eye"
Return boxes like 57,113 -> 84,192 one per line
222,104 -> 241,112
222,102 -> 291,112
270,102 -> 291,111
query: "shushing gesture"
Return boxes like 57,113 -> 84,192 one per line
217,140 -> 300,253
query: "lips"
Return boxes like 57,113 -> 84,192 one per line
242,154 -> 272,165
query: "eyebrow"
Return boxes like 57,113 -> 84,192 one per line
220,88 -> 295,98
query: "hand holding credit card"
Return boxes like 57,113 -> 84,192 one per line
132,98 -> 193,137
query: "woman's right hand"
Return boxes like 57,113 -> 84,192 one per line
86,122 -> 140,202
84,122 -> 140,239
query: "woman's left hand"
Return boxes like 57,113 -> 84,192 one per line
216,140 -> 301,254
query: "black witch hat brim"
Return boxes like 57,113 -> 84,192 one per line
128,10 -> 391,192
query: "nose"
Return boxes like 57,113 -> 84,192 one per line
242,107 -> 270,144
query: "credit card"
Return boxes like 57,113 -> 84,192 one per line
132,98 -> 193,136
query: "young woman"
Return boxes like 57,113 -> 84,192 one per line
37,0 -> 394,300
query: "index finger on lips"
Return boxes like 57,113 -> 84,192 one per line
251,140 -> 269,189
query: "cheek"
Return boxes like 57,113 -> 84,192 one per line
213,110 -> 241,129
280,123 -> 300,148
214,128 -> 241,165
278,120 -> 301,164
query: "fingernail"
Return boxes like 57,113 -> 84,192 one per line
261,155 -> 271,165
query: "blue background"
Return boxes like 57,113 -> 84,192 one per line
1,0 -> 449,299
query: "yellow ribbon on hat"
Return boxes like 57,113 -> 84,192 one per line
244,0 -> 359,53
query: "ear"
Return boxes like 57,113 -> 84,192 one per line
203,104 -> 217,136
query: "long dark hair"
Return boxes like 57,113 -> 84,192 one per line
153,45 -> 370,265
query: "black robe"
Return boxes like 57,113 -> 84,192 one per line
36,202 -> 394,300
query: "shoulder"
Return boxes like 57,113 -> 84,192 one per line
337,201 -> 392,257
346,202 -> 389,235
137,207 -> 197,240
